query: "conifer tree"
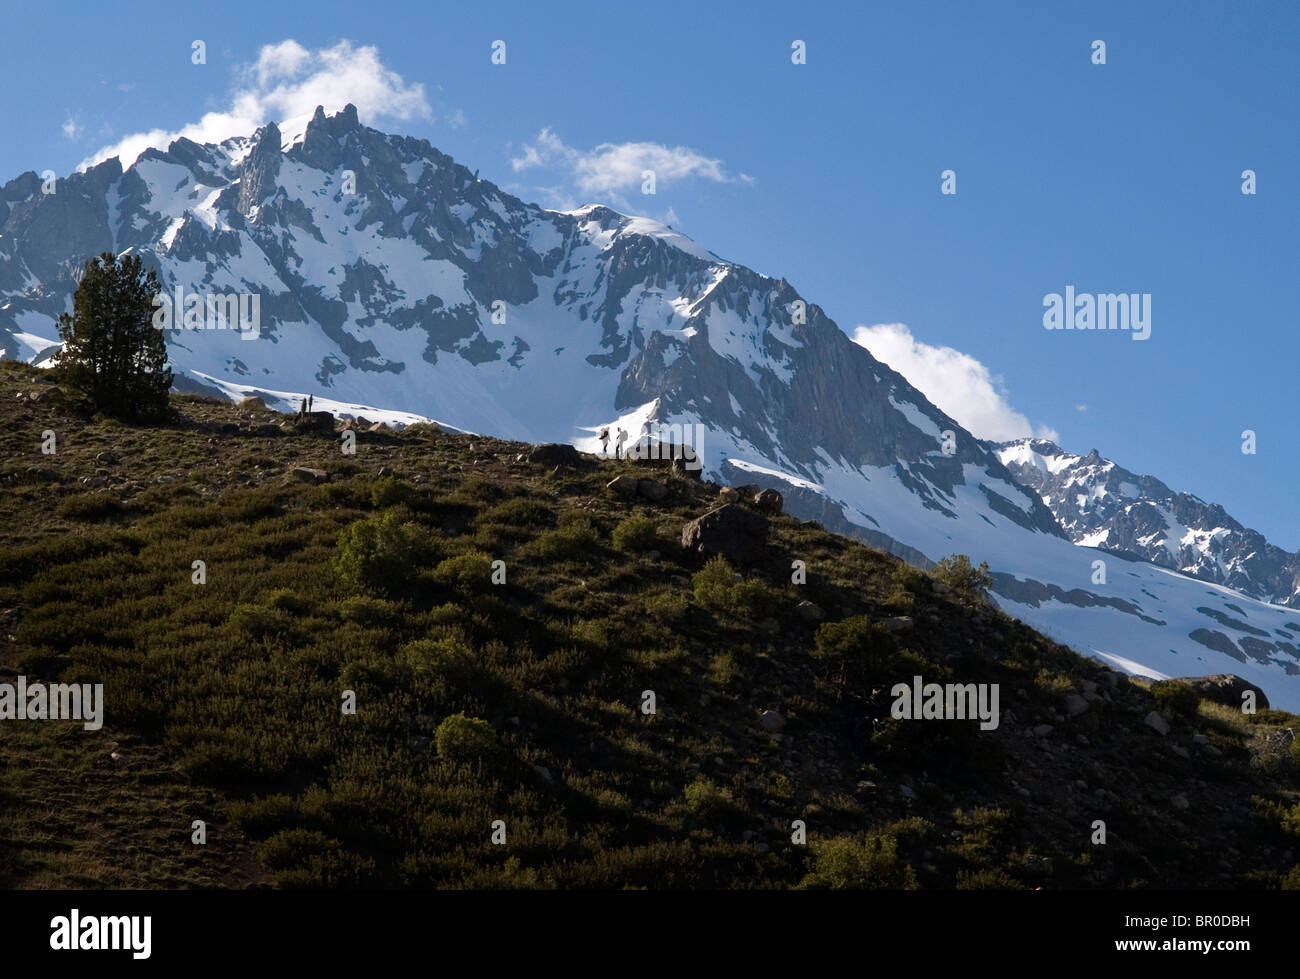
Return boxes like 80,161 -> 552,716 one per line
54,252 -> 172,420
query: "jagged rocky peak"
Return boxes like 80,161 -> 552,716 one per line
996,437 -> 1300,607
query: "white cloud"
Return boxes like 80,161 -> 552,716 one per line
80,40 -> 438,170
62,115 -> 82,141
510,127 -> 753,201
1075,403 -> 1088,413
852,322 -> 1059,443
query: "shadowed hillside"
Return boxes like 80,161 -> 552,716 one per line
2,359 -> 1298,890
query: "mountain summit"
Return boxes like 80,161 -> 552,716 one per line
3,106 -> 1299,707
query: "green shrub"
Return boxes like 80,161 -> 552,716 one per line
692,555 -> 772,617
680,777 -> 741,826
1150,680 -> 1201,720
434,713 -> 498,762
370,476 -> 415,508
812,615 -> 895,686
401,637 -> 476,679
228,604 -> 287,639
256,828 -> 374,887
333,511 -> 428,595
432,551 -> 495,592
800,832 -> 918,889
266,588 -> 309,616
612,515 -> 660,553
57,493 -> 124,522
337,595 -> 403,627
932,554 -> 992,602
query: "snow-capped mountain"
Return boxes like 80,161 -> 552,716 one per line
997,438 -> 1300,609
3,105 -> 1299,708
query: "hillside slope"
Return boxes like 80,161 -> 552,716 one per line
2,360 -> 1298,889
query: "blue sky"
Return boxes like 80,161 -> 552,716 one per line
4,0 -> 1296,547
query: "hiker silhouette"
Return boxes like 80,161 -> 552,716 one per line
615,428 -> 628,460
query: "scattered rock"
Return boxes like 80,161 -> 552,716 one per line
758,710 -> 786,733
796,600 -> 824,622
368,422 -> 387,433
606,475 -> 639,497
753,488 -> 784,515
292,467 -> 329,484
680,504 -> 770,564
718,486 -> 741,503
636,478 -> 668,501
527,443 -> 583,467
95,451 -> 118,465
155,475 -> 174,484
882,616 -> 914,633
377,466 -> 394,477
899,785 -> 917,800
531,765 -> 554,784
1032,724 -> 1054,738
1171,745 -> 1191,759
1171,794 -> 1190,811
1144,711 -> 1170,736
1192,734 -> 1210,746
1064,693 -> 1089,717
81,475 -> 107,488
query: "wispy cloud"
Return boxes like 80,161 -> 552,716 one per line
80,40 -> 442,170
510,128 -> 752,208
853,322 -> 1058,443
61,115 -> 82,141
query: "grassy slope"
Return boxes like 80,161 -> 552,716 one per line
1,358 -> 1298,890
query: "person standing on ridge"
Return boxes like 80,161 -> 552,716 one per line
599,427 -> 610,456
615,427 -> 628,460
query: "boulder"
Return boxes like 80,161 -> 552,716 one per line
606,475 -> 640,497
528,443 -> 583,467
1143,711 -> 1170,736
295,411 -> 335,433
95,451 -> 119,465
1175,674 -> 1270,711
758,710 -> 787,733
1064,693 -> 1090,717
753,488 -> 784,515
637,478 -> 669,501
882,616 -> 914,633
680,504 -> 770,564
718,486 -> 741,503
292,467 -> 329,484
